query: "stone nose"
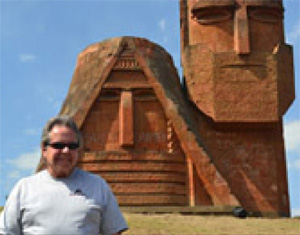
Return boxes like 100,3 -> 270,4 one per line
234,6 -> 250,55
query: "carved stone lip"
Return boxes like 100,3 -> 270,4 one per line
220,62 -> 265,68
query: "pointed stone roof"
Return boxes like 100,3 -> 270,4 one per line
39,37 -> 240,206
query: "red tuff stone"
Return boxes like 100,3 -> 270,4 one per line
35,0 -> 294,217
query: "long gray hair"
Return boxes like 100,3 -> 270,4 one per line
41,115 -> 83,148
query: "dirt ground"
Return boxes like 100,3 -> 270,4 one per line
123,213 -> 300,235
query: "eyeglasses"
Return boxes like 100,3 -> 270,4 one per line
46,142 -> 79,150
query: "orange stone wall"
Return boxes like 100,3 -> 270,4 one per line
78,69 -> 189,206
193,111 -> 289,214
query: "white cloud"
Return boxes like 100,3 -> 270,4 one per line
284,120 -> 300,153
6,148 -> 41,171
46,96 -> 54,103
7,170 -> 21,179
19,53 -> 36,63
45,96 -> 61,111
287,17 -> 300,44
292,207 -> 300,217
158,19 -> 166,32
295,158 -> 300,170
23,128 -> 40,136
158,19 -> 168,43
25,114 -> 33,121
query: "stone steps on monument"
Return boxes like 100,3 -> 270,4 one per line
111,182 -> 186,194
78,151 -> 188,206
79,151 -> 185,163
97,172 -> 186,183
116,194 -> 187,206
79,162 -> 186,173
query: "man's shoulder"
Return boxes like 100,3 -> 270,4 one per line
77,168 -> 106,184
15,170 -> 47,186
7,170 -> 47,195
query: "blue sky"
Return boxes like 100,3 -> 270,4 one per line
0,0 -> 299,217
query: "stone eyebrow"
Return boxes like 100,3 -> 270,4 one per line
192,0 -> 235,13
191,0 -> 283,11
245,0 -> 283,9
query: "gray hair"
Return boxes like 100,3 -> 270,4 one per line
41,115 -> 82,147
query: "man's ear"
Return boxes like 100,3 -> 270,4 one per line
41,143 -> 47,152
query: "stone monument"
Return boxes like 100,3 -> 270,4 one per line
37,0 -> 294,217
180,0 -> 294,216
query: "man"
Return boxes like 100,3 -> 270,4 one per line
0,116 -> 128,235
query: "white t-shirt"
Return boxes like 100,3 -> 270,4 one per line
0,168 -> 128,235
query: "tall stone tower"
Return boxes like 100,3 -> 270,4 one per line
180,0 -> 294,216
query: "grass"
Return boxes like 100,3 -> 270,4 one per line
123,213 -> 300,235
1,206 -> 299,234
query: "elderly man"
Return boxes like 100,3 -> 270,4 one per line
0,116 -> 128,235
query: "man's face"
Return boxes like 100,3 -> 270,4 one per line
42,125 -> 80,178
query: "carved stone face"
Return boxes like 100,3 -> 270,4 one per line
189,0 -> 284,54
181,0 -> 294,122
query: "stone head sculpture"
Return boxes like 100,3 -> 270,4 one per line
181,0 -> 295,122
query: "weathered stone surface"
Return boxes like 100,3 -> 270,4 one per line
36,0 -> 294,217
181,0 -> 293,216
181,0 -> 295,122
36,36 -> 237,207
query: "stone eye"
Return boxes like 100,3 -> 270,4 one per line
249,8 -> 282,23
98,89 -> 120,101
193,8 -> 233,24
134,89 -> 157,101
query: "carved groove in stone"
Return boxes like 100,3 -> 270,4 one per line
113,59 -> 140,70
